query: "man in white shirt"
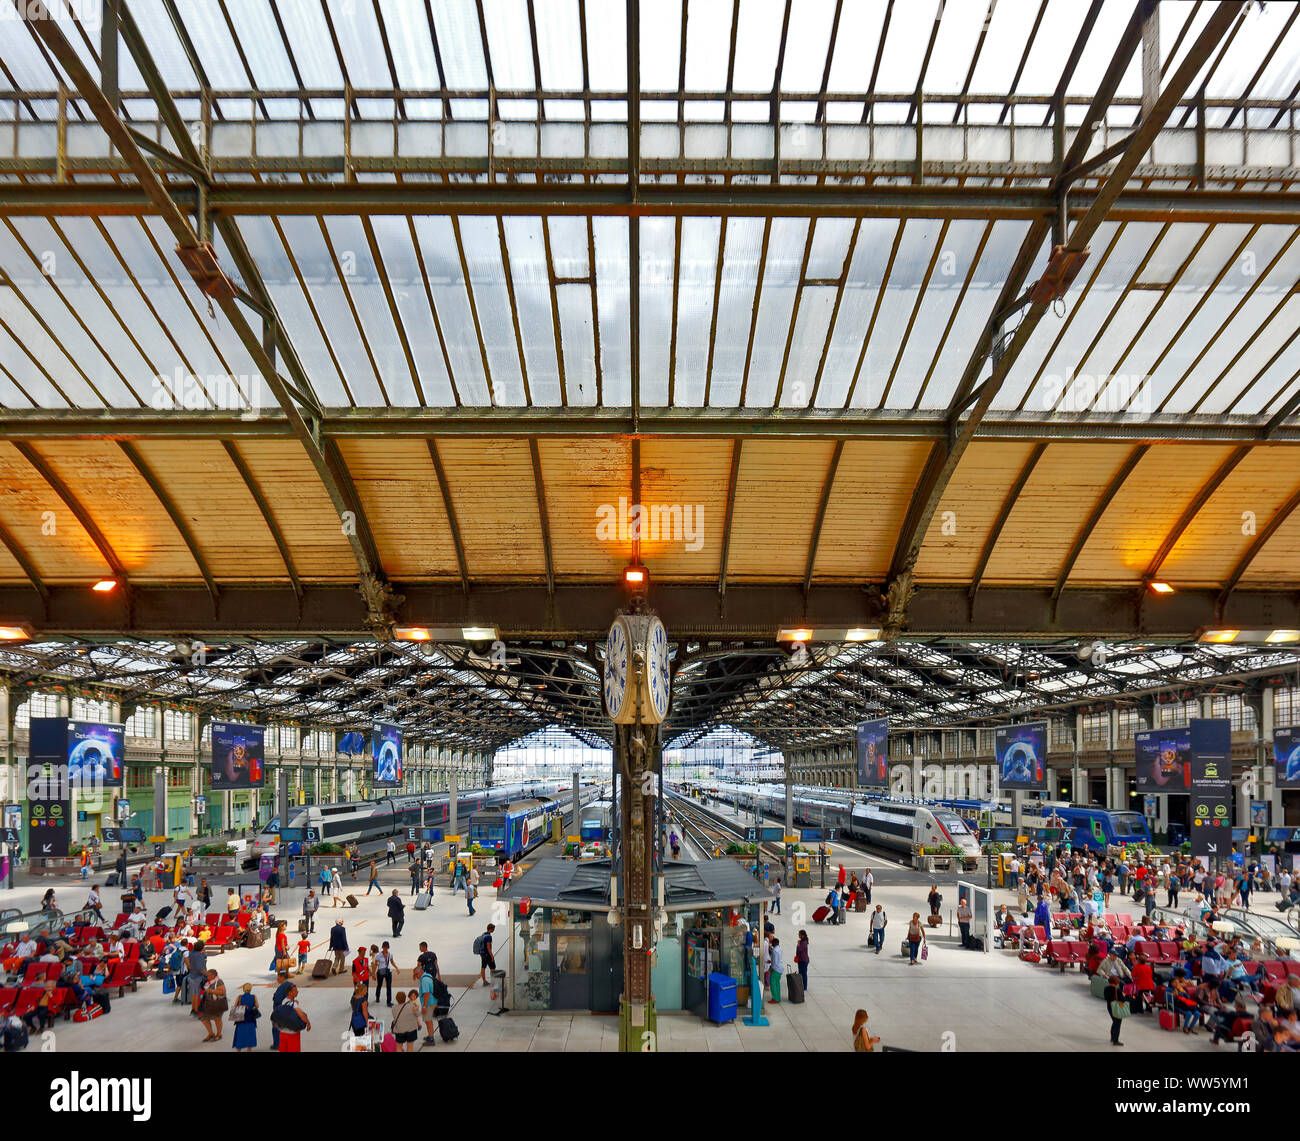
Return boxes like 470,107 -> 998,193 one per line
869,905 -> 888,954
862,868 -> 874,904
957,899 -> 973,947
12,934 -> 36,962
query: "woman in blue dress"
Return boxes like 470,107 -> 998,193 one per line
231,982 -> 259,1052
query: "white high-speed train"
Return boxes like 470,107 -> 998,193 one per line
700,780 -> 983,859
248,780 -> 577,865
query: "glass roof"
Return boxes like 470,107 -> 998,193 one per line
0,1 -> 1293,427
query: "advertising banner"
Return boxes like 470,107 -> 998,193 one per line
995,722 -> 1048,790
210,721 -> 266,790
66,720 -> 125,789
1273,726 -> 1300,789
372,723 -> 403,787
855,718 -> 889,788
1134,726 -> 1191,792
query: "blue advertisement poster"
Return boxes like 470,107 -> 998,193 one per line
211,721 -> 266,790
1273,726 -> 1300,790
66,720 -> 125,789
995,722 -> 1047,790
1133,726 -> 1191,792
855,718 -> 889,788
372,723 -> 403,787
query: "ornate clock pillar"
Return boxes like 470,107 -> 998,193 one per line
604,601 -> 671,1053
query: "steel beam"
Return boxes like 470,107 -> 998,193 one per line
1,407 -> 1299,444
1217,481 -> 1300,613
426,440 -> 470,595
0,581 -> 1292,642
0,182 -> 1294,223
12,441 -> 128,587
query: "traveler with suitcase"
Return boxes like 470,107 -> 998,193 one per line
869,905 -> 887,954
794,929 -> 810,994
927,884 -> 942,918
302,889 -> 319,933
417,964 -> 439,1045
409,862 -> 422,896
906,913 -> 926,965
328,918 -> 349,975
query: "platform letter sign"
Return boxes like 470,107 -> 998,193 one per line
1189,718 -> 1233,860
855,718 -> 889,788
28,717 -> 72,858
1274,726 -> 1300,790
1134,726 -> 1192,792
995,721 -> 1048,791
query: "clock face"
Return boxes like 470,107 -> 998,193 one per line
646,618 -> 671,722
604,619 -> 629,720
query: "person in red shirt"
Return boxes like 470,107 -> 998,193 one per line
1130,954 -> 1155,1014
295,936 -> 311,975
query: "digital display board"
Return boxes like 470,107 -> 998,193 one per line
1134,726 -> 1191,792
66,720 -> 124,789
995,722 -> 1048,790
210,721 -> 265,790
372,723 -> 403,787
855,717 -> 889,788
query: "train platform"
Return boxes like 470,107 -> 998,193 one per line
8,848 -> 1272,1054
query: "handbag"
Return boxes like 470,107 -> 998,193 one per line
270,1005 -> 306,1032
161,975 -> 175,995
231,1001 -> 246,1023
1110,1000 -> 1131,1020
920,944 -> 929,961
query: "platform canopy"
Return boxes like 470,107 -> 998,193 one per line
0,1 -> 1299,748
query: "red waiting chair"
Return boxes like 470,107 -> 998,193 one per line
103,960 -> 138,997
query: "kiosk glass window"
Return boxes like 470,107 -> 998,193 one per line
514,907 -> 552,1011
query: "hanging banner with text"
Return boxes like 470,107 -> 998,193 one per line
1188,718 -> 1232,860
855,717 -> 889,788
28,717 -> 72,858
995,721 -> 1048,791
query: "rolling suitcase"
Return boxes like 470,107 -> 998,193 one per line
836,906 -> 847,925
346,895 -> 358,908
105,872 -> 120,887
926,914 -> 942,927
785,972 -> 805,1004
438,1016 -> 459,1042
854,897 -> 867,913
1158,1008 -> 1176,1031
414,893 -> 431,911
312,959 -> 332,980
811,906 -> 831,924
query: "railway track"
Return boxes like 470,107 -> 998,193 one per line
666,792 -> 788,867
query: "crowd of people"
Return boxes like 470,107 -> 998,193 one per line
1000,842 -> 1300,1051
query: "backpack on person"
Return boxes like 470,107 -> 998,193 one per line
473,933 -> 488,955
